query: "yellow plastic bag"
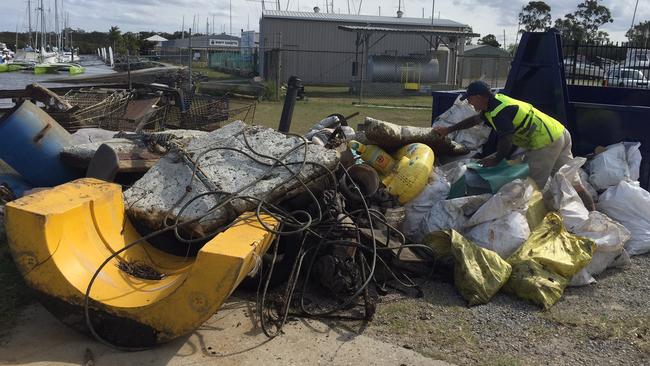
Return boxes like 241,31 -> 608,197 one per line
422,230 -> 512,306
450,230 -> 512,306
504,212 -> 595,309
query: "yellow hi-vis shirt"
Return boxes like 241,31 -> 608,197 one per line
484,93 -> 565,150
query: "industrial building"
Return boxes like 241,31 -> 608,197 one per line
161,33 -> 241,63
461,44 -> 511,85
259,10 -> 476,90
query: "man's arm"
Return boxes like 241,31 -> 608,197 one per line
494,133 -> 513,161
479,134 -> 513,167
434,115 -> 482,137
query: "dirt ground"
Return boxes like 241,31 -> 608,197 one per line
0,298 -> 449,366
1,254 -> 648,365
367,253 -> 650,366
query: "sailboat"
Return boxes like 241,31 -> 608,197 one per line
28,0 -> 85,75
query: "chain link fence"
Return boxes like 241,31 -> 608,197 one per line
457,55 -> 511,89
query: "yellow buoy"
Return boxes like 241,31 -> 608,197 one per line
5,178 -> 278,347
349,141 -> 434,204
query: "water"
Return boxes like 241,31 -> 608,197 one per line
0,56 -> 116,108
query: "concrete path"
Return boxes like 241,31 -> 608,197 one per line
0,298 -> 451,366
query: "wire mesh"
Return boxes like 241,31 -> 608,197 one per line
50,88 -> 132,132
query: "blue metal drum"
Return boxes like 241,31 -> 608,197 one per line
0,101 -> 80,186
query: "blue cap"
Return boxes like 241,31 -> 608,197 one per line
461,80 -> 492,100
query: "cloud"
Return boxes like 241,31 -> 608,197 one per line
3,0 -> 648,43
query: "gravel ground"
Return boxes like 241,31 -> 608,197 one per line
365,254 -> 650,365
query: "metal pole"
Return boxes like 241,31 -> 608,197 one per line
630,0 -> 640,31
188,28 -> 193,88
28,0 -> 32,47
431,0 -> 435,25
278,76 -> 302,133
127,50 -> 132,90
360,33 -> 370,104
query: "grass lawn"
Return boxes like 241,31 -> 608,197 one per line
248,84 -> 435,134
252,97 -> 433,134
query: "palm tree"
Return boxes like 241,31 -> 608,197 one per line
108,26 -> 122,53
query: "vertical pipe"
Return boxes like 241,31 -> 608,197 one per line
278,76 -> 302,133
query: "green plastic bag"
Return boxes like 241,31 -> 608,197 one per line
504,213 -> 596,309
448,161 -> 530,199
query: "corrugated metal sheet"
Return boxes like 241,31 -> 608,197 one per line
338,25 -> 479,37
262,10 -> 467,28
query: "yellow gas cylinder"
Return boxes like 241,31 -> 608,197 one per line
349,141 -> 434,204
382,143 -> 435,204
348,141 -> 396,175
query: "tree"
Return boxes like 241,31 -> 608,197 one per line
554,0 -> 613,43
121,32 -> 141,55
518,1 -> 552,33
507,43 -> 519,55
478,34 -> 501,48
108,26 -> 122,52
626,21 -> 650,46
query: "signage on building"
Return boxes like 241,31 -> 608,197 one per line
209,39 -> 239,47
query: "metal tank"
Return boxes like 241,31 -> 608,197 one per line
0,100 -> 79,186
368,55 -> 440,83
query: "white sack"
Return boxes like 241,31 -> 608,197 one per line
569,211 -> 631,286
543,157 -> 590,231
579,168 -> 599,203
597,180 -> 650,256
466,211 -> 530,259
588,142 -> 641,191
438,158 -> 475,185
417,194 -> 491,242
402,170 -> 450,240
464,179 -> 535,227
432,96 -> 490,152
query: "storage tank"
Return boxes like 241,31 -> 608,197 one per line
0,101 -> 79,186
368,55 -> 440,83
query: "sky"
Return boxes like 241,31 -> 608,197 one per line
5,0 -> 650,45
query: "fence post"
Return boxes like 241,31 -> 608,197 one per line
571,41 -> 578,85
127,50 -> 131,90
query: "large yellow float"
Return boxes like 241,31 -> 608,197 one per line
5,178 -> 277,347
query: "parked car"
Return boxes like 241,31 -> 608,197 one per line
603,68 -> 650,88
564,59 -> 603,80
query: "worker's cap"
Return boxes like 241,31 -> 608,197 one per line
461,80 -> 492,100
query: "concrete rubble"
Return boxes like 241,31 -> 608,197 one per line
124,121 -> 339,236
62,129 -> 208,164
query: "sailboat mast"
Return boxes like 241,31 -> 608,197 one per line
55,0 -> 60,50
41,0 -> 45,50
27,0 -> 33,47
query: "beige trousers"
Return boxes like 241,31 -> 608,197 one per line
524,129 -> 573,189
